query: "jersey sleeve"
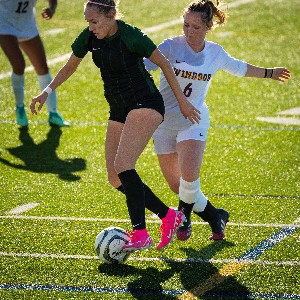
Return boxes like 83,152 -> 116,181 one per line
71,27 -> 91,58
133,30 -> 157,58
120,22 -> 157,58
218,47 -> 247,77
143,38 -> 171,72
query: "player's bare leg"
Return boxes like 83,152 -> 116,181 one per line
20,35 -> 69,126
0,34 -> 28,126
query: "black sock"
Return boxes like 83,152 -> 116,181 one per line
143,184 -> 169,219
178,199 -> 194,221
118,169 -> 146,230
194,200 -> 218,223
116,183 -> 168,219
116,185 -> 125,193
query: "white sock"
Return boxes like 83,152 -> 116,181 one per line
179,178 -> 200,204
193,190 -> 208,213
37,73 -> 57,113
11,72 -> 25,107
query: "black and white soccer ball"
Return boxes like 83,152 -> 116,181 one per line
94,226 -> 131,264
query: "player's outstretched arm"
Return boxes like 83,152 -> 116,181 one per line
245,64 -> 291,82
30,53 -> 82,114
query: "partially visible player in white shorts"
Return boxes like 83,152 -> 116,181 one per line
0,0 -> 39,39
0,0 -> 69,127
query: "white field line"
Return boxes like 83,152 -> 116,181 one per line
45,28 -> 65,35
256,106 -> 300,126
1,118 -> 300,130
1,214 -> 299,228
6,203 -> 40,215
0,53 -> 71,80
143,19 -> 182,33
277,107 -> 300,115
0,0 -> 255,80
143,0 -> 256,33
256,117 -> 300,126
0,251 -> 298,266
225,0 -> 255,8
0,119 -> 108,126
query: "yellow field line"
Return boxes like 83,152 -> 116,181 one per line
178,225 -> 298,299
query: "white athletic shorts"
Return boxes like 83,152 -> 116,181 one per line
0,0 -> 38,39
153,103 -> 210,154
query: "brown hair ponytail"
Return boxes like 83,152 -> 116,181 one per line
184,0 -> 227,30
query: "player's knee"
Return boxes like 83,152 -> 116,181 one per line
35,66 -> 49,76
179,178 -> 200,204
107,169 -> 121,188
12,62 -> 25,75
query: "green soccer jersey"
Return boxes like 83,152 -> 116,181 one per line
71,20 -> 160,109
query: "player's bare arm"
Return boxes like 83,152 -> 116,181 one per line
245,64 -> 291,82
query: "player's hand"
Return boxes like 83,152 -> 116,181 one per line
271,68 -> 291,82
179,99 -> 201,124
41,7 -> 55,20
30,93 -> 48,115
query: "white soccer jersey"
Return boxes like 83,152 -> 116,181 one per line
144,35 -> 248,129
0,0 -> 38,39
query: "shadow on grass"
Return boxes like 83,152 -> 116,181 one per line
0,126 -> 86,181
97,240 -> 251,299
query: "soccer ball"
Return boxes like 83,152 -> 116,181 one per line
94,226 -> 131,264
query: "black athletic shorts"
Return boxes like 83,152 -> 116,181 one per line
109,94 -> 165,124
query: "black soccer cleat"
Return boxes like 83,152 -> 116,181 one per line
176,218 -> 192,241
209,209 -> 230,240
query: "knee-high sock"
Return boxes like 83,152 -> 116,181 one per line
178,200 -> 194,221
116,183 -> 168,219
37,73 -> 57,113
118,169 -> 146,230
178,178 -> 206,220
11,72 -> 24,107
194,200 -> 218,224
193,189 -> 208,213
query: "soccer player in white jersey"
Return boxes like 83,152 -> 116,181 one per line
144,0 -> 291,241
0,0 -> 69,127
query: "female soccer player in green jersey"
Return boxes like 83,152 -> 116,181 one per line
30,0 -> 202,252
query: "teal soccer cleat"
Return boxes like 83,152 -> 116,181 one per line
16,105 -> 28,127
48,112 -> 70,127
